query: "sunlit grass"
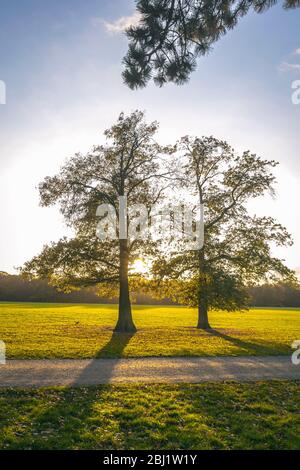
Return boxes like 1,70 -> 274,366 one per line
0,381 -> 299,450
0,303 -> 299,358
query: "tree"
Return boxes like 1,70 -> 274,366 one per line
151,136 -> 295,329
21,111 -> 171,333
123,0 -> 300,89
249,281 -> 300,307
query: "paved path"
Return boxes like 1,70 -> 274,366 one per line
0,356 -> 299,387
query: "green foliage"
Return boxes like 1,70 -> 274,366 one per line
151,136 -> 295,313
20,115 -> 294,320
1,382 -> 299,449
152,271 -> 250,310
250,281 -> 300,307
1,273 -> 300,306
123,0 -> 300,88
21,111 -> 170,294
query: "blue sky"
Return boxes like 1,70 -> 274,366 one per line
0,0 -> 300,273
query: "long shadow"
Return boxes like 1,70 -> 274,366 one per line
2,328 -> 287,449
206,328 -> 280,355
95,331 -> 135,358
73,331 -> 135,386
5,331 -> 136,449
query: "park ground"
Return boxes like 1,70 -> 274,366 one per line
0,302 -> 299,450
0,303 -> 299,358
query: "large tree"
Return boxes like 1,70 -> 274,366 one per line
151,136 -> 295,329
21,111 -> 171,333
123,0 -> 300,89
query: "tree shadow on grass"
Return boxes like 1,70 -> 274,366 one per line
94,331 -> 134,358
206,328 -> 281,355
72,331 -> 135,385
2,331 -> 136,449
4,381 -> 299,450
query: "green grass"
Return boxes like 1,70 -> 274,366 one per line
0,303 -> 300,358
0,381 -> 299,450
1,304 -> 299,450
0,303 -> 299,358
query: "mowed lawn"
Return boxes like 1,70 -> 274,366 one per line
0,302 -> 299,358
0,381 -> 299,450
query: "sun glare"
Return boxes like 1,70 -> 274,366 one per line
130,259 -> 149,275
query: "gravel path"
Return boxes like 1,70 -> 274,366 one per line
0,356 -> 298,387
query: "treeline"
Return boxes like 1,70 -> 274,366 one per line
249,283 -> 300,308
0,273 -> 300,307
0,273 -> 170,305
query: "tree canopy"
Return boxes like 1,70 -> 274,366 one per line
21,111 -> 171,332
149,136 -> 295,328
21,114 -> 295,331
123,0 -> 300,89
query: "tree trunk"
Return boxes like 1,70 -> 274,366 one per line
114,240 -> 137,333
197,295 -> 210,329
197,248 -> 211,330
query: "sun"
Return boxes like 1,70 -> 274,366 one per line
130,259 -> 149,275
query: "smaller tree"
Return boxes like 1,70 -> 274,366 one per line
21,111 -> 171,333
151,136 -> 295,329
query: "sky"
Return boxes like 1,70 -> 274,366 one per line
0,0 -> 299,274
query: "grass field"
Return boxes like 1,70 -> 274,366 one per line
1,303 -> 299,451
0,381 -> 299,450
0,302 -> 299,358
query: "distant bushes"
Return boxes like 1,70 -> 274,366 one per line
0,273 -> 299,307
249,283 -> 300,308
0,273 -> 171,305
0,272 -> 103,303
